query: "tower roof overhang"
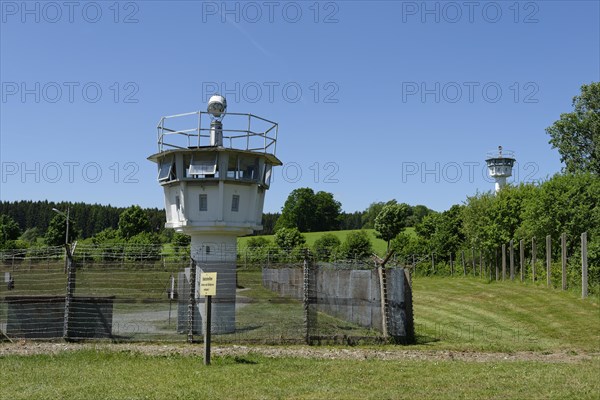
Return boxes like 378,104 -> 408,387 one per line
148,146 -> 282,166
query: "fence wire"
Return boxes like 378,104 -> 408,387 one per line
1,248 -> 411,344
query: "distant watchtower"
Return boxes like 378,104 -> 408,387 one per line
485,146 -> 515,193
148,95 -> 282,333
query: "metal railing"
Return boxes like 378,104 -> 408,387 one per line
157,111 -> 278,155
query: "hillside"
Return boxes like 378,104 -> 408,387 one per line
238,228 -> 417,256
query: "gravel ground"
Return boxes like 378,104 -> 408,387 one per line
1,341 -> 597,363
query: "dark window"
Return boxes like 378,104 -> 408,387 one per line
158,157 -> 174,182
231,194 -> 240,212
199,194 -> 208,211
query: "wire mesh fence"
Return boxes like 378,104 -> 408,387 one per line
394,232 -> 596,297
0,246 -> 413,344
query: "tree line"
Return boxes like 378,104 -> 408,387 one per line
0,200 -> 165,240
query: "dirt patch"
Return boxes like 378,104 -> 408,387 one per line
0,341 -> 597,363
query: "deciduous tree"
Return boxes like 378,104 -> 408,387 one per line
546,82 -> 599,174
374,202 -> 409,251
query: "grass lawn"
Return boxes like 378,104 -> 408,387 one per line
411,276 -> 600,353
1,274 -> 599,399
1,351 -> 598,400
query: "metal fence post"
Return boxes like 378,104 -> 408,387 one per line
303,250 -> 316,345
377,265 -> 389,339
63,245 -> 75,340
188,258 -> 196,343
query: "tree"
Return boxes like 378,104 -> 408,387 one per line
275,188 -> 341,232
361,202 -> 386,229
20,227 -> 41,244
172,232 -> 191,248
126,232 -> 162,261
274,227 -> 306,250
313,233 -> 341,260
118,205 -> 151,239
0,214 -> 21,243
518,173 -> 599,256
171,232 -> 191,256
246,236 -> 271,250
92,227 -> 120,244
546,82 -> 599,174
339,230 -> 373,260
339,211 -> 364,230
417,205 -> 464,260
391,231 -> 428,261
406,204 -> 434,226
243,236 -> 273,264
374,202 -> 409,251
260,213 -> 280,235
45,214 -> 79,246
91,228 -> 125,261
275,188 -> 317,232
313,191 -> 342,231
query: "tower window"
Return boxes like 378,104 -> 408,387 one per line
158,157 -> 174,182
175,196 -> 181,210
199,194 -> 208,211
188,154 -> 217,177
263,164 -> 272,187
231,194 -> 240,212
239,156 -> 259,181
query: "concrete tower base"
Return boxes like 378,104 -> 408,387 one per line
191,234 -> 238,334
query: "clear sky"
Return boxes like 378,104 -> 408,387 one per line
1,0 -> 599,213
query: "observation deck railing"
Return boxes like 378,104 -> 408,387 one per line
157,111 -> 278,155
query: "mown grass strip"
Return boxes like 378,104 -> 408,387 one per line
412,276 -> 600,352
1,350 -> 598,400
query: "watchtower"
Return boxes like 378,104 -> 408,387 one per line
485,145 -> 515,193
148,95 -> 282,333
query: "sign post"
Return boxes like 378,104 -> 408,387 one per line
200,272 -> 217,365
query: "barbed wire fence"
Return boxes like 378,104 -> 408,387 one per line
0,245 -> 414,344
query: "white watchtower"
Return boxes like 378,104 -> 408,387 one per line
148,95 -> 281,333
485,146 -> 515,193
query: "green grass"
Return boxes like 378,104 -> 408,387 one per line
411,276 -> 600,353
1,351 -> 598,400
238,228 -> 416,256
1,275 -> 600,399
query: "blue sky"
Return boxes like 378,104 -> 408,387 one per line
1,0 -> 599,213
